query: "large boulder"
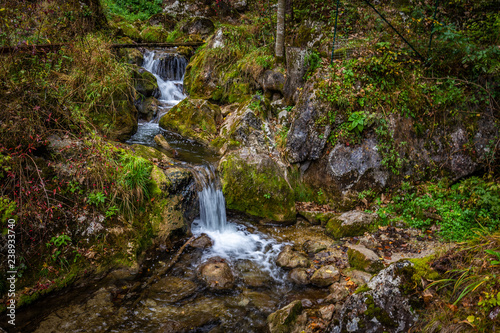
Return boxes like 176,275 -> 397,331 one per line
198,257 -> 235,291
260,70 -> 285,95
329,261 -> 418,333
218,148 -> 296,222
285,89 -> 331,164
325,210 -> 377,239
159,98 -> 222,146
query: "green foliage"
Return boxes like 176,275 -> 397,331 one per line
101,0 -> 162,21
304,50 -> 321,80
378,177 -> 500,241
119,154 -> 153,200
347,111 -> 366,135
88,191 -> 107,206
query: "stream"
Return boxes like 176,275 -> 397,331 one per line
8,49 -> 332,333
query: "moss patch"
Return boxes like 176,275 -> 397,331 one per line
219,150 -> 296,222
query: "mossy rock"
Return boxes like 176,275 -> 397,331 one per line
117,48 -> 143,66
133,68 -> 158,97
325,211 -> 377,239
219,148 -> 296,222
347,245 -> 384,273
140,25 -> 168,43
159,98 -> 221,146
116,22 -> 141,41
298,211 -> 335,226
129,144 -> 176,166
105,99 -> 138,141
267,300 -> 303,333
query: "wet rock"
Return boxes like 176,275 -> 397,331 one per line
190,233 -> 213,249
299,211 -> 336,226
303,240 -> 329,254
326,283 -> 350,303
154,134 -> 172,151
329,261 -> 417,333
310,265 -> 340,287
236,260 -> 272,288
347,244 -> 384,273
137,96 -> 159,121
260,70 -> 285,95
133,67 -> 158,97
325,211 -> 377,239
198,257 -> 235,291
276,245 -> 310,269
267,300 -> 304,333
344,269 -> 372,286
181,17 -> 215,36
159,98 -> 221,146
289,268 -> 309,285
244,291 -> 277,313
301,299 -> 313,308
219,148 -> 296,222
149,277 -> 198,303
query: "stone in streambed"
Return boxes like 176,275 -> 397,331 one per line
310,265 -> 340,287
289,268 -> 309,285
235,260 -> 272,288
276,245 -> 310,270
154,134 -> 171,151
149,276 -> 197,303
325,282 -> 350,304
198,257 -> 235,291
190,233 -> 213,249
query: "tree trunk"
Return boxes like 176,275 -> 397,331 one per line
275,0 -> 285,60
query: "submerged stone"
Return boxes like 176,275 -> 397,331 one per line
149,276 -> 198,303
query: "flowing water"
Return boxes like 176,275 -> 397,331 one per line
10,49 -> 331,333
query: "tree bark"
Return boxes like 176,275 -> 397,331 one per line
275,0 -> 286,60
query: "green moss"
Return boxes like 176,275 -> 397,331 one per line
355,284 -> 371,294
325,217 -> 375,239
159,98 -> 221,146
140,25 -> 168,42
364,294 -> 396,327
219,152 -> 296,222
408,256 -> 440,283
116,21 -> 141,40
347,248 -> 384,273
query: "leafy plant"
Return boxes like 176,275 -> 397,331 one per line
347,111 -> 367,135
88,191 -> 106,206
484,250 -> 500,266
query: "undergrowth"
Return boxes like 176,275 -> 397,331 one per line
376,176 -> 500,241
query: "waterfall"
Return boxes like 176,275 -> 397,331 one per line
142,50 -> 187,105
196,166 -> 228,232
127,49 -> 187,145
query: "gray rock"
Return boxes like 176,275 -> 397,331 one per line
327,138 -> 389,191
285,89 -> 331,164
310,265 -> 340,287
283,47 -> 308,105
137,97 -> 159,121
344,269 -> 372,286
303,240 -> 329,254
276,245 -> 310,269
319,304 -> 336,321
329,261 -> 418,333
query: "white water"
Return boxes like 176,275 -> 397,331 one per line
191,166 -> 285,281
127,49 -> 186,145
